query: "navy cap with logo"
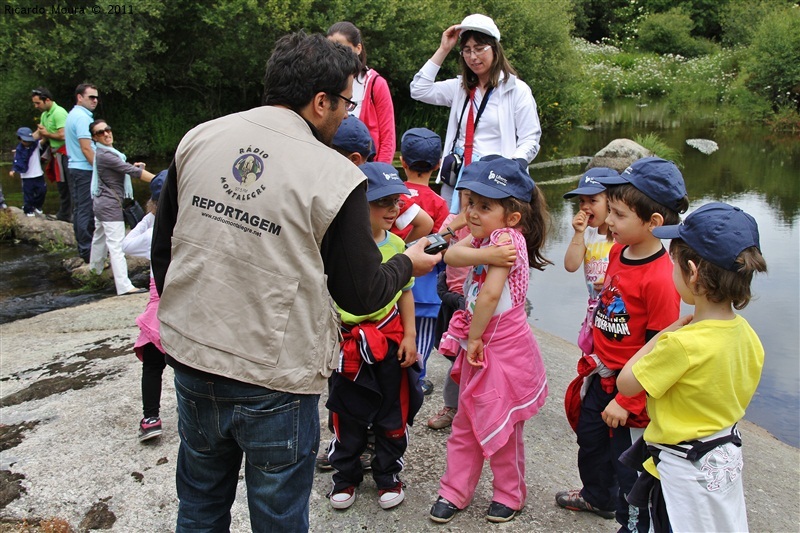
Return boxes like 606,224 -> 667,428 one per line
401,127 -> 442,172
360,162 -> 410,201
456,155 -> 534,202
563,167 -> 617,199
16,127 -> 35,142
332,115 -> 375,161
594,157 -> 688,213
150,170 -> 167,202
653,202 -> 760,272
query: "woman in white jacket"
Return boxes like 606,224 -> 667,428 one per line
410,14 -> 541,210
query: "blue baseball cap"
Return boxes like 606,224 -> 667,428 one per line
653,202 -> 760,272
360,162 -> 410,201
456,155 -> 534,202
332,115 -> 375,161
150,170 -> 167,202
563,167 -> 617,199
17,127 -> 35,142
595,157 -> 688,213
401,128 -> 442,172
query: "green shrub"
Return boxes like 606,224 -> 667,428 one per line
637,8 -> 710,58
633,132 -> 682,166
720,0 -> 793,48
742,5 -> 800,112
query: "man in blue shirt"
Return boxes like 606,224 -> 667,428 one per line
65,83 -> 99,262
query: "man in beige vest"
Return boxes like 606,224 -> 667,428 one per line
152,31 -> 440,532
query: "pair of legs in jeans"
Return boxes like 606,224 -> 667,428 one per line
68,168 -> 94,262
173,368 -> 320,532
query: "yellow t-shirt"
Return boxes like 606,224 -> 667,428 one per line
337,230 -> 414,325
634,314 -> 764,444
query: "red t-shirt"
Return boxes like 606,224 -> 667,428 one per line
394,183 -> 449,241
593,244 -> 679,419
593,244 -> 680,370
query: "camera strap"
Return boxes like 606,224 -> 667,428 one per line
451,86 -> 494,155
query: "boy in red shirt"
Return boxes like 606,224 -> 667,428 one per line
557,157 -> 689,533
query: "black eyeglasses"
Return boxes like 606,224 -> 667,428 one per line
87,95 -> 100,101
331,93 -> 357,112
93,126 -> 112,135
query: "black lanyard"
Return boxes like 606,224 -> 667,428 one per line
451,87 -> 494,153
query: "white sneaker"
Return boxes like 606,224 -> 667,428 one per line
378,483 -> 405,510
26,212 -> 35,217
34,208 -> 43,215
330,486 -> 356,510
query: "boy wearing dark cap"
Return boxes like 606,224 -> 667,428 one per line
556,157 -> 689,533
398,127 -> 450,395
618,202 -> 766,532
10,127 -> 46,216
331,116 -> 434,243
326,162 -> 423,512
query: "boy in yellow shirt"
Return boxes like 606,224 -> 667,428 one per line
618,202 -> 767,532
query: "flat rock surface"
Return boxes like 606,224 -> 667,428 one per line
1,296 -> 797,532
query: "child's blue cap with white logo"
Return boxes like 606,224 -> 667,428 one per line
456,155 -> 534,202
563,167 -> 617,198
360,162 -> 410,201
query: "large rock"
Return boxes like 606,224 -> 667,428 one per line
587,138 -> 653,173
5,207 -> 76,247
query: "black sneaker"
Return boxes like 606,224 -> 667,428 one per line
487,501 -> 518,523
420,379 -> 434,396
429,496 -> 459,523
555,489 -> 615,519
138,417 -> 162,442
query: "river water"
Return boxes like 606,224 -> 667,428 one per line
1,99 -> 797,446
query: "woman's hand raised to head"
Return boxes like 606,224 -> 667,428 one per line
440,24 -> 461,53
432,24 -> 461,66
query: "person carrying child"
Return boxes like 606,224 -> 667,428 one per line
617,202 -> 766,532
326,162 -> 423,512
9,127 -> 47,217
556,157 -> 689,532
398,127 -> 450,395
121,171 -> 168,442
429,155 -> 550,524
563,167 -> 617,356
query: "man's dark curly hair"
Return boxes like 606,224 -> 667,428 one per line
263,31 -> 360,111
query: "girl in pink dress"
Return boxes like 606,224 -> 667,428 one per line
431,156 -> 550,524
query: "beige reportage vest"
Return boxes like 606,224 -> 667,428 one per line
158,107 -> 365,394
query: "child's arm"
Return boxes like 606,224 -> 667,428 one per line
404,210 -> 434,243
466,264 -> 511,367
445,234 -> 516,268
617,315 -> 694,396
563,212 -> 588,272
396,290 -> 418,368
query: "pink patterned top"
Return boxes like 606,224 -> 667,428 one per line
464,227 -> 529,315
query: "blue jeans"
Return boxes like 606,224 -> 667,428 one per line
173,368 -> 320,532
68,168 -> 94,261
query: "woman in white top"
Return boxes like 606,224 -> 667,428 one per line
410,13 -> 541,210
